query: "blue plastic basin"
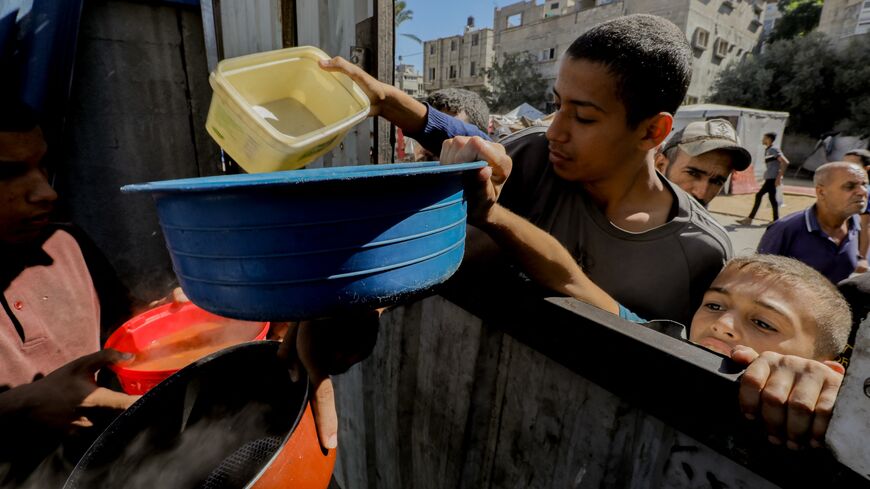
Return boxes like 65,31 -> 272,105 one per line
122,161 -> 486,321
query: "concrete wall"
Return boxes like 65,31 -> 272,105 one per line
494,1 -> 625,102
681,0 -> 764,102
57,0 -> 216,302
423,28 -> 494,92
781,132 -> 819,172
818,0 -> 869,45
491,0 -> 763,104
396,64 -> 425,98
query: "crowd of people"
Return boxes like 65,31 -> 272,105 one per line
1,12 -> 869,486
322,13 -> 869,450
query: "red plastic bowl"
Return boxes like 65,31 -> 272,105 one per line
105,302 -> 269,394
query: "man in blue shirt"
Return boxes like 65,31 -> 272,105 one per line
757,161 -> 869,283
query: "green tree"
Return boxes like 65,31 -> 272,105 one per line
395,1 -> 412,27
710,33 -> 870,137
833,37 -> 870,133
481,52 -> 549,113
769,0 -> 823,41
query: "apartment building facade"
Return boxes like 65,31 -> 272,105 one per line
492,0 -> 765,104
817,0 -> 870,45
395,63 -> 425,98
422,19 -> 495,93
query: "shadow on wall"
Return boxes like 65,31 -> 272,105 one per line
55,0 -> 218,302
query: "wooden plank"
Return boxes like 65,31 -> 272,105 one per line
456,327 -> 511,489
332,361 -> 370,487
329,266 -> 869,488
440,271 -> 865,488
332,293 -> 790,489
179,8 -> 222,177
828,317 -> 870,480
281,0 -> 296,47
374,0 -> 394,164
62,0 -> 204,301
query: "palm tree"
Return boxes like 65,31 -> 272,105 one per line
395,1 -> 413,28
395,1 -> 422,45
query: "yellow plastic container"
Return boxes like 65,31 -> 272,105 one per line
206,46 -> 370,173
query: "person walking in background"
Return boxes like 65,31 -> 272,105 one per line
757,161 -> 868,284
739,132 -> 789,225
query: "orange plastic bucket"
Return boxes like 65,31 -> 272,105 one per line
105,302 -> 268,394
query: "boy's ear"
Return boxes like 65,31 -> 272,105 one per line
638,113 -> 673,151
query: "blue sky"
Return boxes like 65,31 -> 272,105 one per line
395,0 -> 520,71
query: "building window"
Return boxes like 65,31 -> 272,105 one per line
449,65 -> 457,79
857,0 -> 870,34
551,2 -> 560,8
429,44 -> 435,55
470,61 -> 477,76
539,47 -> 556,61
507,13 -> 522,28
429,67 -> 435,80
692,28 -> 710,50
686,96 -> 699,105
472,33 -> 479,46
713,38 -> 728,58
451,40 -> 457,51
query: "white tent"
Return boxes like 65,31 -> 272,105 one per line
503,103 -> 544,121
673,104 -> 789,184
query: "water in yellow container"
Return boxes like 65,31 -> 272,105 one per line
253,98 -> 324,137
206,46 -> 370,173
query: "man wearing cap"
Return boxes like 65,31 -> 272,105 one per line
655,119 -> 751,207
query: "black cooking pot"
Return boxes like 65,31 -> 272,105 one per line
63,341 -> 335,489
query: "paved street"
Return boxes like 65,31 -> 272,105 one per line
708,189 -> 817,255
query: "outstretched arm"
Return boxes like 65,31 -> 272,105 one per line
441,136 -> 618,315
0,350 -> 138,438
318,56 -> 489,155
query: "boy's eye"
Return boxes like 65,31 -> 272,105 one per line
752,319 -> 778,332
575,116 -> 594,124
703,302 -> 723,312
